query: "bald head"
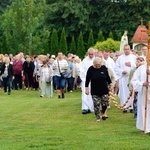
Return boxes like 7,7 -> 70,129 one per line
88,48 -> 95,59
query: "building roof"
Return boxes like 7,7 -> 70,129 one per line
131,25 -> 148,43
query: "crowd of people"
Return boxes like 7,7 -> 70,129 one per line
0,45 -> 150,133
0,52 -> 81,97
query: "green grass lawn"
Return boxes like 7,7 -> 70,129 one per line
0,89 -> 150,150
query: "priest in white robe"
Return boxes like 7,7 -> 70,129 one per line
80,48 -> 95,114
131,64 -> 150,133
103,49 -> 117,81
114,44 -> 136,111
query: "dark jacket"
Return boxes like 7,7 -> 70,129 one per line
0,63 -> 14,77
85,65 -> 111,96
23,61 -> 35,74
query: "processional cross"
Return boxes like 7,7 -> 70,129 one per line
140,18 -> 144,25
142,21 -> 150,132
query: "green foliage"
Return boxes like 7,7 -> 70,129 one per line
0,0 -> 13,14
94,38 -> 120,52
59,28 -> 68,55
108,31 -> 114,39
70,36 -> 76,54
32,28 -> 50,55
117,31 -> 122,41
1,0 -> 48,55
45,1 -> 90,39
98,30 -> 105,42
87,29 -> 94,49
0,0 -> 150,55
77,31 -> 85,59
0,35 -> 8,54
50,28 -> 59,55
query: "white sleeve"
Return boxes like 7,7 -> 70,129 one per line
131,67 -> 144,93
114,57 -> 124,80
80,60 -> 86,82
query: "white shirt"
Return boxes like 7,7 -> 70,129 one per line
53,59 -> 68,76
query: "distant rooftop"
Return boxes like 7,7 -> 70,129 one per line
131,19 -> 148,43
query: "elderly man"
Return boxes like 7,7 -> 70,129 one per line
103,49 -> 116,81
103,50 -> 115,69
114,44 -> 136,112
80,48 -> 95,114
12,54 -> 23,90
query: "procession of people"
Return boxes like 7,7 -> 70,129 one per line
0,43 -> 150,134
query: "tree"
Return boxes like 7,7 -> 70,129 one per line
98,30 -> 105,42
0,0 -> 150,54
1,0 -> 47,55
108,31 -> 114,39
117,31 -> 122,41
87,29 -> 94,49
32,28 -> 50,55
77,31 -> 85,59
59,28 -> 68,55
45,1 -> 90,39
0,0 -> 13,14
94,38 -> 120,52
70,36 -> 76,54
50,28 -> 59,55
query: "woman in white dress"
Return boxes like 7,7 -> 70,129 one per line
39,60 -> 53,98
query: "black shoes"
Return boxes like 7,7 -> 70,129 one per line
130,109 -> 133,113
123,109 -> 127,113
102,116 -> 106,120
82,109 -> 91,114
82,110 -> 87,114
122,109 -> 133,113
62,93 -> 65,98
58,93 -> 65,99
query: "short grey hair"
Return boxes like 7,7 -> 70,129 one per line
88,48 -> 95,53
93,57 -> 102,65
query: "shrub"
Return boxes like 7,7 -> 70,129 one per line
94,38 -> 120,52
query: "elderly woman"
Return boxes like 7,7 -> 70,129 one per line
39,60 -> 53,98
85,57 -> 112,122
23,55 -> 35,90
0,57 -> 14,95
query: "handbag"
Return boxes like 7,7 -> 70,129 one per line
45,75 -> 52,83
42,65 -> 52,83
2,65 -> 8,78
60,72 -> 67,78
57,60 -> 67,78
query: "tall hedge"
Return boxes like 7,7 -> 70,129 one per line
77,31 -> 85,59
70,36 -> 76,54
60,28 -> 68,55
98,30 -> 105,42
87,29 -> 94,49
50,28 -> 59,55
